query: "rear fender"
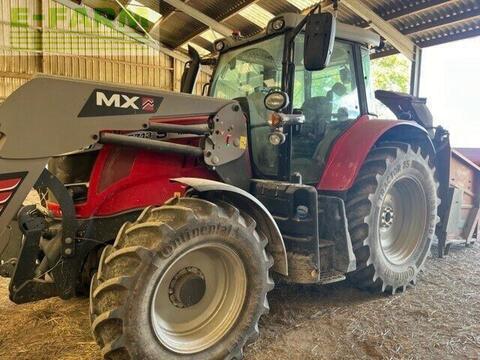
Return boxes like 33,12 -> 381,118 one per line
173,177 -> 288,276
317,116 -> 435,192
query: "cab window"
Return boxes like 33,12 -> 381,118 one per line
293,40 -> 360,121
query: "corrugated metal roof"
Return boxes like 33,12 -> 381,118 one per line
238,4 -> 275,28
84,0 -> 480,56
372,0 -> 480,56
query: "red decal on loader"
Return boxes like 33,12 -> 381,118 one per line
0,172 -> 27,215
0,192 -> 13,204
0,178 -> 22,192
141,97 -> 155,112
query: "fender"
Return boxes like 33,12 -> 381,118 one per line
173,177 -> 288,276
318,116 -> 435,192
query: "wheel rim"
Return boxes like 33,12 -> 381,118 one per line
151,243 -> 247,354
379,176 -> 428,265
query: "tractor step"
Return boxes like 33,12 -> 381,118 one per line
318,270 -> 346,284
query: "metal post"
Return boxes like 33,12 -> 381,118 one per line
410,46 -> 422,97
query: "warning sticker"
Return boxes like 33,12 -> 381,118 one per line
239,136 -> 248,150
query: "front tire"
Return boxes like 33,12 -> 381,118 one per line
346,143 -> 439,293
90,197 -> 273,360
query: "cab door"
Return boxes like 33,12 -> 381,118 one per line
288,40 -> 365,184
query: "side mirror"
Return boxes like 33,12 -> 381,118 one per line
304,12 -> 336,71
180,46 -> 201,94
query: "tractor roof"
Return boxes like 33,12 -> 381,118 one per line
216,12 -> 381,53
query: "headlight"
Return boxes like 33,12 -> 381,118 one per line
214,40 -> 225,52
268,131 -> 286,146
272,18 -> 285,31
264,91 -> 289,111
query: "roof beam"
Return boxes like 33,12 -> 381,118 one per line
381,0 -> 454,21
301,0 -> 335,14
174,0 -> 262,50
160,0 -> 233,37
112,0 -> 156,42
149,0 -> 192,35
55,0 -> 191,62
341,0 -> 416,61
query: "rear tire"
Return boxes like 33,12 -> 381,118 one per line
89,197 -> 273,360
346,143 -> 439,293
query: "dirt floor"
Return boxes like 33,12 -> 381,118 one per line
0,243 -> 479,360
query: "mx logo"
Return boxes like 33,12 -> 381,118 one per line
79,88 -> 163,117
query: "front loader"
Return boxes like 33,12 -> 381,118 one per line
0,10 -> 450,360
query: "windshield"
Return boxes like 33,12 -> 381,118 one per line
210,35 -> 285,176
210,36 -> 284,99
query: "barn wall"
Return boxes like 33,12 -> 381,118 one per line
0,0 -> 210,102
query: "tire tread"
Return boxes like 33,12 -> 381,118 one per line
346,142 -> 439,293
90,197 -> 273,360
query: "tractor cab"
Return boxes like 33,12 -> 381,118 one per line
207,13 -> 380,184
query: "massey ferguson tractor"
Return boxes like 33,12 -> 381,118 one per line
0,10 -> 450,360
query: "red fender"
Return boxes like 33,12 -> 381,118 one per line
317,115 -> 430,192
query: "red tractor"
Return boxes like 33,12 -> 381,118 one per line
0,11 -> 449,360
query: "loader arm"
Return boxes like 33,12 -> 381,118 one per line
0,75 -> 247,248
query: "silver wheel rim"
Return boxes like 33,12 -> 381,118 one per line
379,176 -> 427,265
151,243 -> 247,354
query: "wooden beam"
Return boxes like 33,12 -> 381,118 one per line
0,71 -> 33,80
463,207 -> 480,242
